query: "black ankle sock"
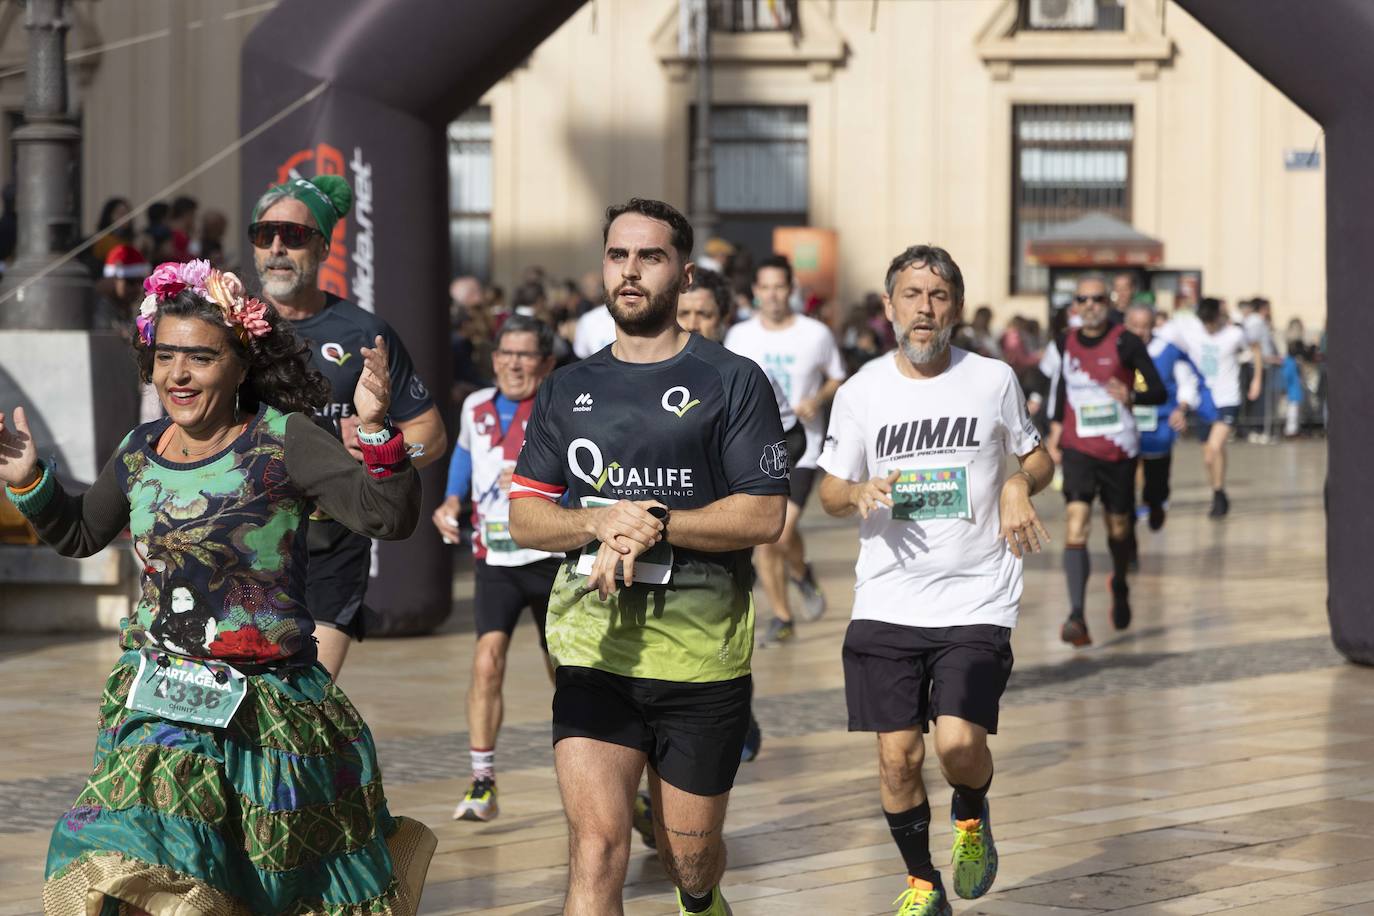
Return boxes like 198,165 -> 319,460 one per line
1064,544 -> 1089,616
885,802 -> 939,884
1107,536 -> 1131,586
951,771 -> 993,821
680,888 -> 714,912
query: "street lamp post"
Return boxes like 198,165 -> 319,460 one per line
0,0 -> 91,330
687,0 -> 717,258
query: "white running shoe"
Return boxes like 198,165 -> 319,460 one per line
453,777 -> 499,821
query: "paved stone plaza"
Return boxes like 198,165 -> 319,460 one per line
2,439 -> 1370,915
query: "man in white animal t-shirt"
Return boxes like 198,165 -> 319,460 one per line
725,254 -> 847,645
1160,296 -> 1261,517
818,243 -> 1053,916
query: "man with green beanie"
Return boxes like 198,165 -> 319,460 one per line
251,174 -> 448,678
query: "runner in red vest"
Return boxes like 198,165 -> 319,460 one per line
433,314 -> 562,822
1047,274 -> 1165,647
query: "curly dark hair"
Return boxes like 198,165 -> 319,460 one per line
133,289 -> 330,415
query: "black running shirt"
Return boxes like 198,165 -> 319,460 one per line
511,334 -> 788,682
289,294 -> 435,434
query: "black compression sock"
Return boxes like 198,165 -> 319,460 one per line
951,771 -> 993,821
1108,536 -> 1131,586
1064,544 -> 1089,616
885,802 -> 939,885
679,888 -> 715,913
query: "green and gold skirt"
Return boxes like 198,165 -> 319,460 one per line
43,651 -> 434,915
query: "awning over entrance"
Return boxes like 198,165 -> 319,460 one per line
1025,212 -> 1164,267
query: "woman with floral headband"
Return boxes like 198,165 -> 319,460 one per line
0,259 -> 435,914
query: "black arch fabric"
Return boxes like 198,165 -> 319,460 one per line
1178,0 -> 1371,665
239,0 -> 584,635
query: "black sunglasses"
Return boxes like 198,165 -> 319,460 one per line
1075,293 -> 1109,304
248,221 -> 323,250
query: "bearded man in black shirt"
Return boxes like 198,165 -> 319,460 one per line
249,174 -> 447,678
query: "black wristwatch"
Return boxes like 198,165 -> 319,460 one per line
648,505 -> 670,540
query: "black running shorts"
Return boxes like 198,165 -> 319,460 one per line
842,620 -> 1013,734
789,467 -> 817,508
473,557 -> 560,651
552,666 -> 752,797
1060,448 -> 1135,515
305,519 -> 370,640
784,423 -> 815,507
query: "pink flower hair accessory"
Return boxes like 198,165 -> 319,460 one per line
142,259 -> 211,301
205,269 -> 272,344
135,261 -> 270,347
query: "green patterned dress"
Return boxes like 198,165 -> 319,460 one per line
8,404 -> 433,915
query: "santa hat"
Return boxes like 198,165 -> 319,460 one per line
103,244 -> 149,279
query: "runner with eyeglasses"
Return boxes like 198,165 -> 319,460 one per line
432,314 -> 563,823
249,175 -> 448,678
1046,274 -> 1165,647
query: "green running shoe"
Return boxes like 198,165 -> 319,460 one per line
676,886 -> 733,915
633,790 -> 657,849
950,800 -> 998,899
892,877 -> 952,916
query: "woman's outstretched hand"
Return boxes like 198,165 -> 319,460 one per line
354,336 -> 392,433
0,406 -> 40,488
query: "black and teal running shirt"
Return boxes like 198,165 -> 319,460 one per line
511,334 -> 788,682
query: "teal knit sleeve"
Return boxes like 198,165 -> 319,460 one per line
5,461 -> 55,517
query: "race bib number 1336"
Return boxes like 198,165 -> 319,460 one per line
126,648 -> 248,729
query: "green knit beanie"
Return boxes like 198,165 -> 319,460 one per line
254,174 -> 353,239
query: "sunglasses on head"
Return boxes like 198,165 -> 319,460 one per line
1075,293 -> 1109,304
248,221 -> 322,250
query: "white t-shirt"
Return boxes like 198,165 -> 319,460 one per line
573,305 -> 616,359
1038,340 -> 1061,410
1162,316 -> 1248,408
818,349 -> 1041,629
724,314 -> 846,468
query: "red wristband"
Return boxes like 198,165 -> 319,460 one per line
360,432 -> 407,478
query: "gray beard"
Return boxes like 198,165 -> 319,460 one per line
257,260 -> 318,302
894,320 -> 954,367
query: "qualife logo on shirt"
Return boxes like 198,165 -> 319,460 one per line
320,343 -> 352,367
661,386 -> 700,418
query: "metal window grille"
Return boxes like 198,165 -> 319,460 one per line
447,106 -> 492,281
710,0 -> 796,33
1019,0 -> 1125,31
690,105 -> 808,259
1011,103 -> 1133,293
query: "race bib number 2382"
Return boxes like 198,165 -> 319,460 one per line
892,466 -> 972,522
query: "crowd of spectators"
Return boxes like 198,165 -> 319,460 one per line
80,194 -> 231,331
446,261 -> 1327,446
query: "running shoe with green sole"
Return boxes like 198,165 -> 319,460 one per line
792,563 -> 827,622
757,617 -> 794,648
892,877 -> 952,916
452,777 -> 498,822
950,800 -> 998,899
676,886 -> 733,915
633,790 -> 657,849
